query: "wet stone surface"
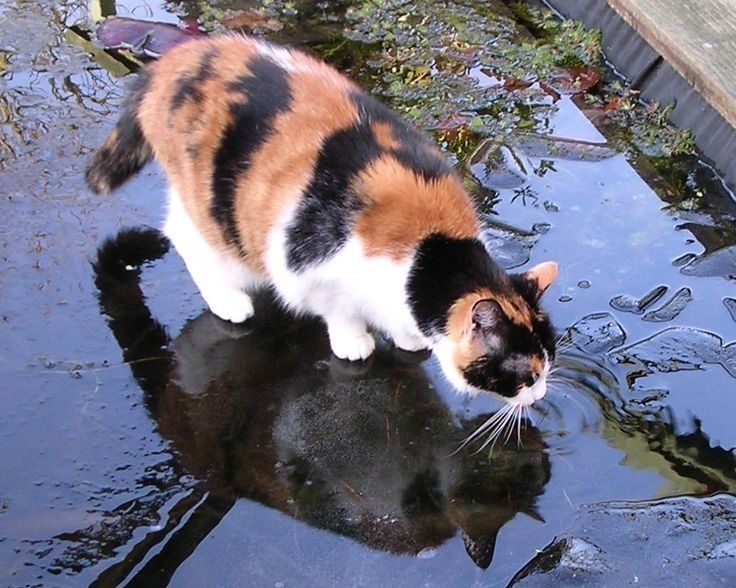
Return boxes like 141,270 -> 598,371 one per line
510,495 -> 736,586
612,327 -> 736,380
2,0 -> 736,585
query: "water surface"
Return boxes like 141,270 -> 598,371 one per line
1,0 -> 736,585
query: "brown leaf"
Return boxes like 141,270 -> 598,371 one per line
549,67 -> 601,95
220,9 -> 283,31
431,112 -> 471,132
503,77 -> 533,91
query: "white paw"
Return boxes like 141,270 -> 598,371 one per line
205,289 -> 254,323
330,330 -> 375,361
393,332 -> 431,353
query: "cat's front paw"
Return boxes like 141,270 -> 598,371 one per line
393,332 -> 431,353
330,331 -> 375,361
206,290 -> 254,324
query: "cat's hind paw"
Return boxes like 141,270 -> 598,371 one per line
392,332 -> 431,353
206,289 -> 254,324
329,329 -> 375,361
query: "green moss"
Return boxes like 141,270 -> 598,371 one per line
185,0 -> 699,170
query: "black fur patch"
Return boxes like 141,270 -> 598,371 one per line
407,235 -> 509,336
350,91 -> 451,181
511,273 -> 557,361
285,92 -> 452,271
285,121 -> 381,270
170,48 -> 218,111
86,71 -> 153,194
212,55 -> 292,251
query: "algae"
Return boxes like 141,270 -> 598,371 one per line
84,0 -> 720,209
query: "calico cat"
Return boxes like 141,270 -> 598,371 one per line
86,35 -> 558,407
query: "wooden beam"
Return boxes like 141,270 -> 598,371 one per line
609,0 -> 736,130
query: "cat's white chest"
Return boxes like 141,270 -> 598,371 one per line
265,220 -> 429,357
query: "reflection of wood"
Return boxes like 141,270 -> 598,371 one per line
89,0 -> 117,22
65,26 -> 140,77
609,0 -> 736,129
93,493 -> 236,586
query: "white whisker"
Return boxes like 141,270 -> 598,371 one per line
475,405 -> 517,453
516,405 -> 523,446
467,405 -> 510,439
503,406 -> 519,444
452,404 -> 512,454
493,408 -> 516,450
480,408 -> 515,449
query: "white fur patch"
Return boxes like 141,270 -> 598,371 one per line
264,213 -> 429,359
257,42 -> 294,72
433,337 -> 475,394
164,188 -> 262,323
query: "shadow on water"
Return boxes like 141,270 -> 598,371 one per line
88,228 -> 551,584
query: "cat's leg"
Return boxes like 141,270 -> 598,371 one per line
164,188 -> 259,323
265,226 -> 375,360
325,313 -> 375,361
391,331 -> 432,353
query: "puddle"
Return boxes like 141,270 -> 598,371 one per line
2,0 -> 736,585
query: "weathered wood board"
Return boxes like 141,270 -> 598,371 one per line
609,0 -> 736,129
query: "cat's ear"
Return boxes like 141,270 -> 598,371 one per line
471,299 -> 504,331
460,528 -> 498,569
525,261 -> 558,298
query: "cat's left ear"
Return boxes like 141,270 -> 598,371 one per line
525,261 -> 558,299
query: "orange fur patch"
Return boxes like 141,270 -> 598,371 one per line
137,37 -> 362,274
138,38 -> 260,260
353,156 -> 480,259
233,54 -> 360,271
446,290 -> 492,371
494,295 -> 533,330
445,290 -> 535,372
372,121 -> 401,151
530,355 -> 544,377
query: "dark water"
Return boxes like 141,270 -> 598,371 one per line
2,0 -> 736,585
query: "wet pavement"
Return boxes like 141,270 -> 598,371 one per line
2,0 -> 736,585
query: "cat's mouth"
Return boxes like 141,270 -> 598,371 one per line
509,361 -> 550,407
509,376 -> 547,408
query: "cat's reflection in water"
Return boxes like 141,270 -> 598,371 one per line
96,228 -> 551,572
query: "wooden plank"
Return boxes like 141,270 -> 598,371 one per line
609,0 -> 736,130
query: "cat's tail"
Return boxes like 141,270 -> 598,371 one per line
86,72 -> 153,194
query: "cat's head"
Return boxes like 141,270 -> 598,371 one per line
434,262 -> 558,406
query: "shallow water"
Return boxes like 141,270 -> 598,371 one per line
2,0 -> 736,585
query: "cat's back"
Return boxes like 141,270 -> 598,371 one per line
138,35 -> 361,193
135,36 -> 364,262
136,35 -> 477,271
